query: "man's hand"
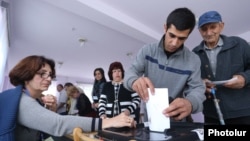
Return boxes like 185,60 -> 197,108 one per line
203,79 -> 215,94
203,79 -> 215,99
132,77 -> 154,102
224,75 -> 245,89
162,98 -> 192,121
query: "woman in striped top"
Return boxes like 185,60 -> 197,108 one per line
98,61 -> 141,122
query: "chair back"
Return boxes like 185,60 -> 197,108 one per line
73,127 -> 101,141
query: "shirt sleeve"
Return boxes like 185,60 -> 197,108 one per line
17,93 -> 101,136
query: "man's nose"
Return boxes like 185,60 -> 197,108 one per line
172,38 -> 179,46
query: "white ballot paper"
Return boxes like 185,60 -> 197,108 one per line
146,88 -> 170,132
211,77 -> 238,85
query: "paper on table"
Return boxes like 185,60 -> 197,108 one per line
146,88 -> 170,132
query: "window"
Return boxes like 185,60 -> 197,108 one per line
0,2 -> 9,91
76,83 -> 94,103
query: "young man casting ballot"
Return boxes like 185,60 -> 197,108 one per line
124,7 -> 206,122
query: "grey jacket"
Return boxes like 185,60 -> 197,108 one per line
193,35 -> 250,119
15,93 -> 101,141
124,35 -> 206,114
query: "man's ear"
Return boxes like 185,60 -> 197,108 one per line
164,24 -> 167,33
219,22 -> 224,30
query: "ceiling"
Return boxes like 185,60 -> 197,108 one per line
6,0 -> 250,84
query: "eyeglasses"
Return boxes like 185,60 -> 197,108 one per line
36,71 -> 55,79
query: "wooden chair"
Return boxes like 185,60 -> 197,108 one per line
73,127 -> 101,141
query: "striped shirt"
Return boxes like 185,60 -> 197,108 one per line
98,82 -> 140,118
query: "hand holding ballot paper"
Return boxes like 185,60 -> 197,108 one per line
146,88 -> 170,132
205,75 -> 246,89
209,77 -> 238,86
145,88 -> 194,132
204,76 -> 240,96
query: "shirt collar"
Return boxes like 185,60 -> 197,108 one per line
204,37 -> 223,50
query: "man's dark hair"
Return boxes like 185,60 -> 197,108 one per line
166,7 -> 196,34
64,82 -> 73,87
57,84 -> 63,88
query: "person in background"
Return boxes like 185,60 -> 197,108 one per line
99,61 -> 141,123
123,7 -> 206,122
56,82 -> 73,115
67,85 -> 97,117
91,67 -> 107,116
193,11 -> 250,124
53,83 -> 73,141
55,84 -> 63,106
66,85 -> 80,116
0,55 -> 135,141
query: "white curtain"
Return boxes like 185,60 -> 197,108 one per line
0,5 -> 9,92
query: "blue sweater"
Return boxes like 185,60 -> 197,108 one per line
0,85 -> 23,141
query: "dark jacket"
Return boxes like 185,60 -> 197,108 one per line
193,35 -> 250,119
77,93 -> 97,117
92,81 -> 106,103
0,85 -> 23,141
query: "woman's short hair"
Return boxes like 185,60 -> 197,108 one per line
9,55 -> 56,86
108,61 -> 124,80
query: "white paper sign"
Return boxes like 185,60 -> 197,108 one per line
146,88 -> 170,132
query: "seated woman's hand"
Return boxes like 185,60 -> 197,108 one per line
41,94 -> 57,112
102,112 -> 136,129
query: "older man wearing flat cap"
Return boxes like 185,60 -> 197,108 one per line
193,10 -> 250,125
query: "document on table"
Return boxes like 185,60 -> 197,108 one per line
211,77 -> 238,85
146,88 -> 170,132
